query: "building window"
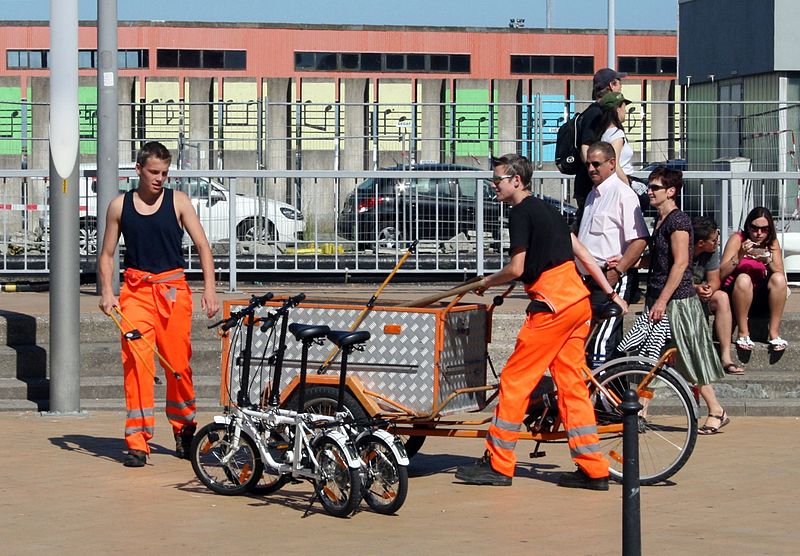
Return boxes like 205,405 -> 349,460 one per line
617,56 -> 677,75
6,50 -> 48,69
120,50 -> 149,69
78,50 -> 95,69
156,49 -> 246,70
77,49 -> 149,69
510,55 -> 594,75
294,52 -> 471,73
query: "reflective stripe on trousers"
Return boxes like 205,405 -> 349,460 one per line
486,297 -> 609,479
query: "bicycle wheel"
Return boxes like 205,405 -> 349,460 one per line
312,435 -> 362,518
356,433 -> 408,514
592,362 -> 697,485
251,429 -> 291,496
190,422 -> 263,496
287,385 -> 369,421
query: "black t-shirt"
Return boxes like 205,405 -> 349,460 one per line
509,195 -> 574,285
573,102 -> 605,202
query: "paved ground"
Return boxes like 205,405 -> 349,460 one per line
2,283 -> 799,553
1,410 -> 798,555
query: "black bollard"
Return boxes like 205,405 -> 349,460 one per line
621,388 -> 643,556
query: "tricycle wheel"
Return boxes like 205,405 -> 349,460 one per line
395,424 -> 434,457
284,385 -> 368,422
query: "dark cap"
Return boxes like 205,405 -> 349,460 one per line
599,91 -> 632,110
593,67 -> 628,90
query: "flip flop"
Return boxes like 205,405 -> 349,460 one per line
768,337 -> 788,351
735,336 -> 755,351
698,411 -> 730,435
723,363 -> 745,375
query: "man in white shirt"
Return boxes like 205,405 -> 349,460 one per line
577,141 -> 649,368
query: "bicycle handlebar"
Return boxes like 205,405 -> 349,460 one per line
207,292 -> 275,330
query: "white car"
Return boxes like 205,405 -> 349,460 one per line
39,166 -> 304,255
167,175 -> 305,247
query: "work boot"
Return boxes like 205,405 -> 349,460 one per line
455,453 -> 512,486
174,424 -> 196,460
123,449 -> 147,468
557,467 -> 609,491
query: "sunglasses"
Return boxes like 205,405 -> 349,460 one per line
647,182 -> 669,191
487,174 -> 514,185
585,160 -> 609,169
749,224 -> 770,233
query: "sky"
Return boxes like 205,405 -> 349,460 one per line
3,0 -> 677,31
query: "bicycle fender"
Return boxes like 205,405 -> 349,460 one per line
321,430 -> 362,469
593,356 -> 701,418
212,415 -> 232,425
368,429 -> 410,466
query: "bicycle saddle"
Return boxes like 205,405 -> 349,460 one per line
591,301 -> 623,321
288,323 -> 331,341
327,329 -> 371,348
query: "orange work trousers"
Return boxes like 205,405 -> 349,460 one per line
119,268 -> 197,453
486,296 -> 609,479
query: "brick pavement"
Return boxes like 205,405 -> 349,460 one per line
0,410 -> 797,554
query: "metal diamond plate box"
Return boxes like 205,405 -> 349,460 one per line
220,297 -> 489,416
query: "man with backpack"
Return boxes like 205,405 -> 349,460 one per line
569,68 -> 627,229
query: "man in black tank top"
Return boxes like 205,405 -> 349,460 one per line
98,141 -> 220,468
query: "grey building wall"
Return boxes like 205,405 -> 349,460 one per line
774,0 -> 800,71
679,0 -> 775,85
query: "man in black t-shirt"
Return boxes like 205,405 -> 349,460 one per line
455,154 -> 626,491
573,68 -> 627,230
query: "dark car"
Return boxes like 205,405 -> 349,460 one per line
337,163 -> 576,249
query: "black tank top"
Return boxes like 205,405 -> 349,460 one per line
120,188 -> 186,273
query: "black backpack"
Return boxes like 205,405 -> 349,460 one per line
554,111 -> 583,175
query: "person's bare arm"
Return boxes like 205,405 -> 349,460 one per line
97,195 -> 124,315
609,136 -> 630,184
719,232 -> 743,281
580,143 -> 590,163
476,247 -> 525,293
649,230 -> 690,321
705,268 -> 721,292
175,191 -> 220,318
767,238 -> 785,274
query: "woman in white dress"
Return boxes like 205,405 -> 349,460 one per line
597,91 -> 635,185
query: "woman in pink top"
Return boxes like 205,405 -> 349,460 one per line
719,207 -> 788,351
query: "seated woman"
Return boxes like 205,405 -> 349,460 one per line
719,207 -> 788,351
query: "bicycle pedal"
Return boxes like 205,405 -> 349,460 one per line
529,450 -> 546,458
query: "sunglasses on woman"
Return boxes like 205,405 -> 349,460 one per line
749,224 -> 770,233
647,183 -> 669,191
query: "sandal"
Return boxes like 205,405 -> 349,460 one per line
723,363 -> 745,375
698,411 -> 730,435
735,336 -> 755,351
768,337 -> 788,351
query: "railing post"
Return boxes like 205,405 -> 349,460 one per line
228,177 -> 237,292
621,388 -> 643,556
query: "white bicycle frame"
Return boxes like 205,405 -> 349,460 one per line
213,406 -> 361,483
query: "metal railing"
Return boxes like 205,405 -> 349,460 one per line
3,97 -> 800,278
3,167 -> 800,281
